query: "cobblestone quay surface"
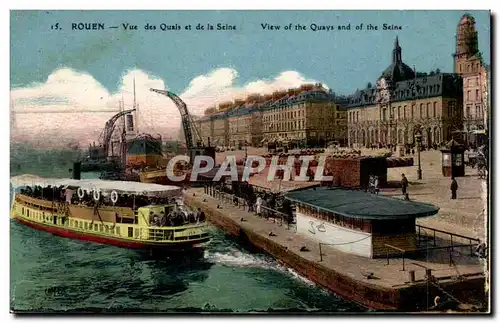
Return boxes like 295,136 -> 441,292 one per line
184,188 -> 486,312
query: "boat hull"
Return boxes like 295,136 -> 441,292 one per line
14,217 -> 210,251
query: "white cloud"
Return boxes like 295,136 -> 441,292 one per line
10,67 -> 322,148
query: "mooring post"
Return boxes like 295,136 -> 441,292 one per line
449,247 -> 453,267
433,230 -> 436,246
418,226 -> 421,246
425,268 -> 432,280
319,243 -> 323,262
409,270 -> 415,283
401,251 -> 406,271
386,248 -> 389,265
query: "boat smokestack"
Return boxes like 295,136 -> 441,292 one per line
72,161 -> 81,180
126,114 -> 134,132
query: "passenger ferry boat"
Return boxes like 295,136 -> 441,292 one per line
10,175 -> 210,252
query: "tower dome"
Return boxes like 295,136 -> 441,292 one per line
380,37 -> 415,83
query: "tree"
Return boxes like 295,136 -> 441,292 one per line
367,82 -> 372,88
435,68 -> 441,74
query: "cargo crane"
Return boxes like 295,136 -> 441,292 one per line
149,88 -> 215,164
82,108 -> 135,172
98,108 -> 136,159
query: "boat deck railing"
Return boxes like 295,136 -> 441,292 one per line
145,226 -> 210,242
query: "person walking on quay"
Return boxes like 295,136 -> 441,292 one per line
255,195 -> 262,216
401,173 -> 409,196
450,177 -> 458,200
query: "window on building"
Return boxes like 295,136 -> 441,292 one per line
449,101 -> 456,117
467,90 -> 471,101
426,103 -> 430,118
476,89 -> 480,100
397,106 -> 401,119
466,106 -> 471,118
411,104 -> 415,118
403,105 -> 407,119
419,104 -> 424,118
433,102 -> 437,117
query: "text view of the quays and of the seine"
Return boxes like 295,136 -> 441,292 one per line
9,10 -> 490,314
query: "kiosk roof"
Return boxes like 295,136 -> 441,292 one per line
285,187 -> 439,220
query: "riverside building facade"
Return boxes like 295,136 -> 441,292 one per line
346,37 -> 463,148
195,84 -> 348,148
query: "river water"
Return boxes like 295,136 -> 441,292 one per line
9,147 -> 366,313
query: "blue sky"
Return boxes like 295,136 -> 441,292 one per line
11,10 -> 490,95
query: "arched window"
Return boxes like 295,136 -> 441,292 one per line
420,104 -> 424,118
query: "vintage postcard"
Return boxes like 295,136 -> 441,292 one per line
9,9 -> 490,314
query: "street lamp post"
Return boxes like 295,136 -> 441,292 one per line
388,113 -> 397,149
244,140 -> 248,162
415,129 -> 422,180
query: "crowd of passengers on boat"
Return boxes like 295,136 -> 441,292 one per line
148,207 -> 206,227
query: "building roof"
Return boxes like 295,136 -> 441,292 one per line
380,37 -> 415,83
345,36 -> 463,109
459,13 -> 476,25
346,73 -> 462,109
381,62 -> 415,83
285,187 -> 439,220
197,85 -> 346,120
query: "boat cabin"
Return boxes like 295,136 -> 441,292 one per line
285,187 -> 439,258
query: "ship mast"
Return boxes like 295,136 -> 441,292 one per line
133,76 -> 139,135
10,97 -> 16,133
120,98 -> 127,166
